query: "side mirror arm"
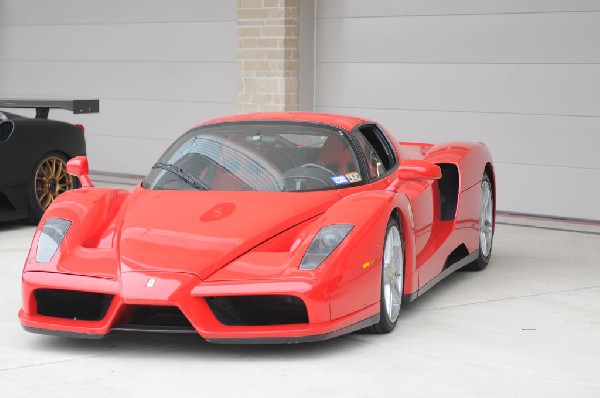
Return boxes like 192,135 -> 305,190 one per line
388,160 -> 441,191
66,156 -> 94,188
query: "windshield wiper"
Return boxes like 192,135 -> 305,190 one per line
152,162 -> 210,190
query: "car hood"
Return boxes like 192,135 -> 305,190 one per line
117,188 -> 340,279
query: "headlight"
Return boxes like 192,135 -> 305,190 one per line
299,224 -> 353,270
36,218 -> 72,263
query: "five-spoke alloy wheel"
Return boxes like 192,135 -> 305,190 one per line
465,173 -> 494,271
365,217 -> 404,333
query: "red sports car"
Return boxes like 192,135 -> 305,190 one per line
19,112 -> 495,343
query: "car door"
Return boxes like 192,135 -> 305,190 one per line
337,124 -> 398,197
346,124 -> 441,286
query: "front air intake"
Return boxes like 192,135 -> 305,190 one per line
206,295 -> 309,326
111,305 -> 195,333
124,305 -> 193,329
34,289 -> 113,321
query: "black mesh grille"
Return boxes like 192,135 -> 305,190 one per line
34,289 -> 113,321
206,295 -> 309,326
437,163 -> 459,221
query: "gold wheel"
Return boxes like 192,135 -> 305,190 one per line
34,155 -> 74,211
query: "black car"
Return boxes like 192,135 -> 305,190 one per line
0,99 -> 99,223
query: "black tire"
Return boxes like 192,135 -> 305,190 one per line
363,216 -> 404,334
464,173 -> 494,271
26,152 -> 77,224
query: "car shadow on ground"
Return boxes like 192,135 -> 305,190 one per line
25,329 -> 368,360
0,220 -> 35,231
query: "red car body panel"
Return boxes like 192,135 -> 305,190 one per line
19,112 -> 494,343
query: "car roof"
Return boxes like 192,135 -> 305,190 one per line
199,112 -> 370,132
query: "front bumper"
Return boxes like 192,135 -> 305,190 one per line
19,271 -> 379,344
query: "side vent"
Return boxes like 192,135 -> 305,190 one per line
437,163 -> 459,221
443,244 -> 469,270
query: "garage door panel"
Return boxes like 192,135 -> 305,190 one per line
317,106 -> 600,170
317,0 -> 600,18
494,163 -> 600,220
0,0 -> 235,26
317,13 -> 600,64
43,99 -> 235,142
0,0 -> 237,178
316,63 -> 600,117
316,1 -> 599,220
65,101 -> 237,176
0,61 -> 236,104
0,22 -> 236,63
85,135 -> 171,176
0,100 -> 233,173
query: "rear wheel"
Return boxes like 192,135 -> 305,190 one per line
26,152 -> 76,224
364,216 -> 404,334
464,173 -> 494,271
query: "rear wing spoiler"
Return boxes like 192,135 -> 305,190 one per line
0,99 -> 99,119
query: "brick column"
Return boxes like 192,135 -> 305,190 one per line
237,0 -> 299,113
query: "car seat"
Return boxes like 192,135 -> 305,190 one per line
316,135 -> 357,174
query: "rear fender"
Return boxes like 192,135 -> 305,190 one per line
424,141 -> 495,253
424,141 -> 493,192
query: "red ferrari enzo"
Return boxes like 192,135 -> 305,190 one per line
19,112 -> 495,343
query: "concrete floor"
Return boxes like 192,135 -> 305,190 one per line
0,211 -> 599,397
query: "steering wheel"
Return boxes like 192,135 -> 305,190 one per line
298,163 -> 336,176
279,175 -> 331,191
278,163 -> 337,191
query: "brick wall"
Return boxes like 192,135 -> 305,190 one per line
237,0 -> 299,112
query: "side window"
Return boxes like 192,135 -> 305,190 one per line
353,124 -> 397,180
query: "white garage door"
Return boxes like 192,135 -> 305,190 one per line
315,0 -> 600,220
0,0 -> 237,175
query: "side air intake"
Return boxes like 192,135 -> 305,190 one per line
34,289 -> 113,321
437,163 -> 459,221
444,244 -> 470,270
206,295 -> 309,326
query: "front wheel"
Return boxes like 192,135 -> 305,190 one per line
26,152 -> 77,224
364,216 -> 404,334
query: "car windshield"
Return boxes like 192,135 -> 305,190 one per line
142,121 -> 364,192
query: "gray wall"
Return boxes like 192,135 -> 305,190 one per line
0,0 -> 237,175
1,0 -> 599,220
315,0 -> 600,220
